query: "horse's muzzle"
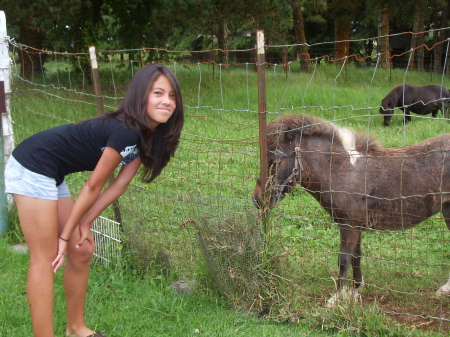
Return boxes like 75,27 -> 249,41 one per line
252,191 -> 283,210
252,195 -> 261,209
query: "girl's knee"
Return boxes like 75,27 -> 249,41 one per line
68,241 -> 95,263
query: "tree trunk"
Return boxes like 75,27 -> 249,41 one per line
433,0 -> 449,74
335,15 -> 350,64
378,7 -> 391,71
409,2 -> 425,71
291,0 -> 311,72
365,39 -> 374,67
18,23 -> 42,79
217,20 -> 229,69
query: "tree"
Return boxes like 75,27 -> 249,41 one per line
4,0 -> 446,74
334,3 -> 349,63
18,22 -> 43,79
378,6 -> 391,70
290,0 -> 311,72
181,0 -> 247,66
1,0 -> 103,78
2,0 -> 57,78
409,0 -> 427,71
331,0 -> 359,64
105,0 -> 166,64
432,0 -> 449,74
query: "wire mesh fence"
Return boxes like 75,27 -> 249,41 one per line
5,30 -> 450,332
91,216 -> 122,264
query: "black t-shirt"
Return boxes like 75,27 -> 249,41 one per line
12,116 -> 140,186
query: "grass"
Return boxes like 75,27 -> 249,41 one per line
0,238 -> 328,336
4,59 -> 450,336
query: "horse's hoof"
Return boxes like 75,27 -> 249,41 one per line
436,288 -> 450,296
326,288 -> 362,308
436,282 -> 450,296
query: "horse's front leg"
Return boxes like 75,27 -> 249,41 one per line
403,108 -> 412,123
352,237 -> 365,292
327,226 -> 363,307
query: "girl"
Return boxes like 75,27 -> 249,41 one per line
5,64 -> 184,337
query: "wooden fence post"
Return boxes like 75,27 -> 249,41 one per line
89,46 -> 122,226
256,30 -> 270,236
89,46 -> 105,114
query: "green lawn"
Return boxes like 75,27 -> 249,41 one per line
0,238 -> 331,336
4,61 -> 450,336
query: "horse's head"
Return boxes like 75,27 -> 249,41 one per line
252,127 -> 304,210
252,113 -> 382,211
380,87 -> 399,126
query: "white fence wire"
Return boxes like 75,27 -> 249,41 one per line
91,216 -> 121,264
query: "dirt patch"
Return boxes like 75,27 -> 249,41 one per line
362,292 -> 450,333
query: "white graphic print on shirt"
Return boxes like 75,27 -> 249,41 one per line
102,145 -> 139,166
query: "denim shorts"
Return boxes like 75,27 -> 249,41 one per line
5,155 -> 71,200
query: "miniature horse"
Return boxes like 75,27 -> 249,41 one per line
252,113 -> 450,306
379,84 -> 450,126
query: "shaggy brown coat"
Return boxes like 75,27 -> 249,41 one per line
253,114 -> 450,294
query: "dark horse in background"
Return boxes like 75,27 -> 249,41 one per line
252,114 -> 450,306
379,84 -> 450,126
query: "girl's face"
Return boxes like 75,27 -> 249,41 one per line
146,74 -> 176,129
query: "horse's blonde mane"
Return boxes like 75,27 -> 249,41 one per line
267,114 -> 383,152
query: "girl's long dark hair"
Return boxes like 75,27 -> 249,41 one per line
106,64 -> 184,182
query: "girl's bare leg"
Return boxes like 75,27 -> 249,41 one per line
57,197 -> 96,337
14,194 -> 58,337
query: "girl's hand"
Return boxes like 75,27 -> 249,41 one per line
76,221 -> 93,249
52,238 -> 68,273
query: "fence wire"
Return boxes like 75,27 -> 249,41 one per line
91,216 -> 122,264
6,33 -> 450,332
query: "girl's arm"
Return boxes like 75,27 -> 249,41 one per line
77,156 -> 142,241
52,147 -> 138,272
